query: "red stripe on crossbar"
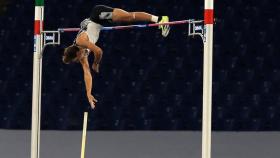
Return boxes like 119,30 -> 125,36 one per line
204,9 -> 214,24
34,20 -> 43,35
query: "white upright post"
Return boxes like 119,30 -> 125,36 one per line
31,0 -> 44,158
202,0 -> 214,158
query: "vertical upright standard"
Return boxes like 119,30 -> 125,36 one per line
31,0 -> 44,158
202,0 -> 214,158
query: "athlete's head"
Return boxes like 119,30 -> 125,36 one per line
62,45 -> 80,64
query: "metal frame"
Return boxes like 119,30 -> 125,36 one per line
43,30 -> 61,46
188,19 -> 205,42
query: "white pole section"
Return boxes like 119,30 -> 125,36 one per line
31,0 -> 44,158
81,112 -> 89,158
202,0 -> 214,158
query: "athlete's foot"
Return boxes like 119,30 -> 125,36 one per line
158,16 -> 170,37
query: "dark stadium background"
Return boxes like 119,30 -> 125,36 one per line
1,0 -> 280,131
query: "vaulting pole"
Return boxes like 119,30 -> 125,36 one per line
202,0 -> 214,158
80,112 -> 89,158
31,0 -> 44,158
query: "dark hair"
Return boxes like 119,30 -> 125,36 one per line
62,45 -> 80,64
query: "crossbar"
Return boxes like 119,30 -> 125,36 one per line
42,19 -> 204,47
58,20 -> 202,32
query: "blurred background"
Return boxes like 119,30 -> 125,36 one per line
1,0 -> 280,131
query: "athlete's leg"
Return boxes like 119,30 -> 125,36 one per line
112,8 -> 170,37
112,8 -> 159,23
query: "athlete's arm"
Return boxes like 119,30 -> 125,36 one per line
81,41 -> 103,64
80,56 -> 97,109
85,42 -> 102,73
76,34 -> 103,72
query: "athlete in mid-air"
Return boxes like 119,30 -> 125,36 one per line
62,5 -> 170,109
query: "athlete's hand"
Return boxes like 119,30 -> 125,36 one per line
87,94 -> 98,109
92,63 -> 100,73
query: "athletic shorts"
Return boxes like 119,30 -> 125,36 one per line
90,5 -> 114,26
